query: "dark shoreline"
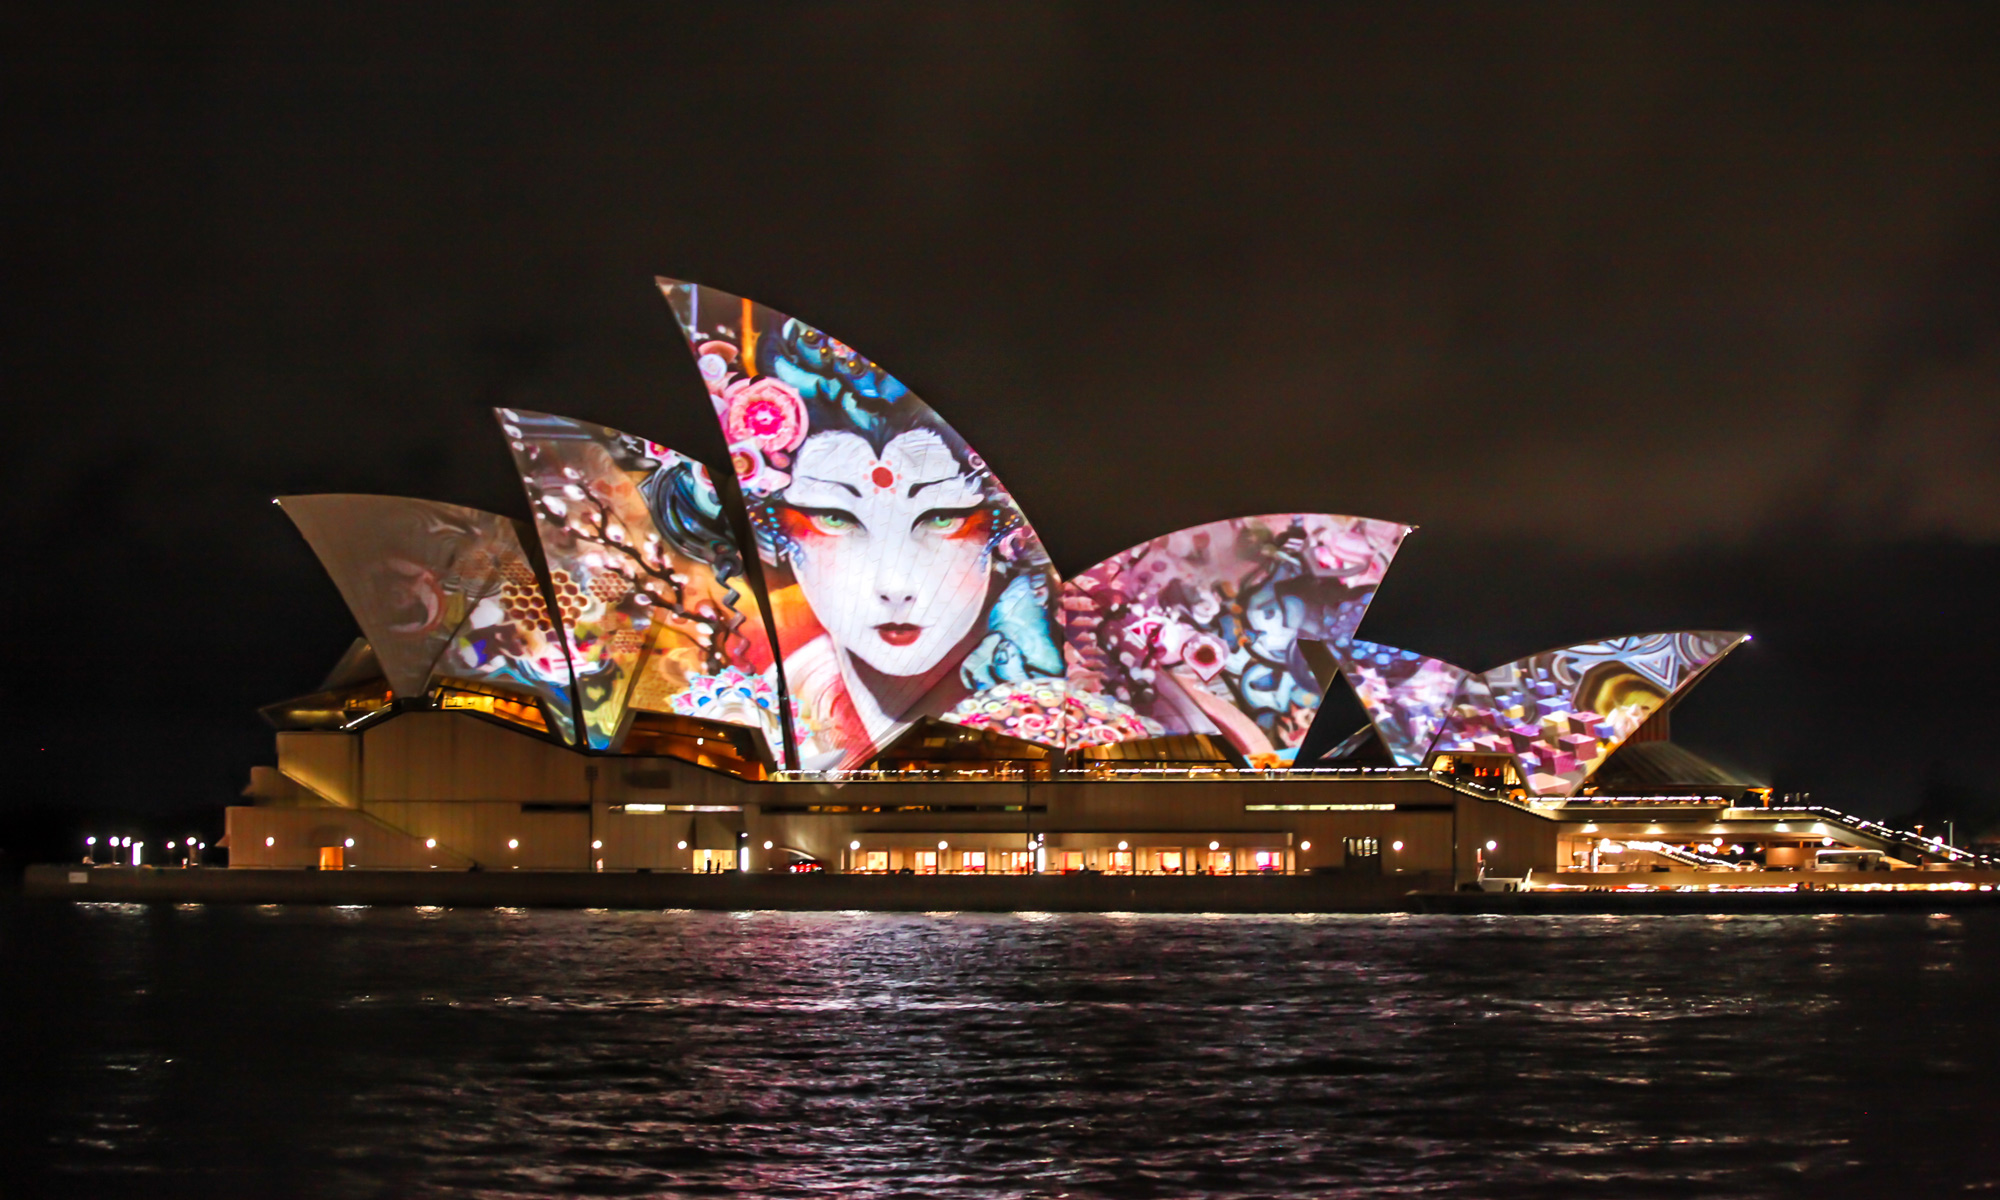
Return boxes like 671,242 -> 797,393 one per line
24,864 -> 2000,915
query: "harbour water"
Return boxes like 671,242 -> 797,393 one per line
4,900 -> 1995,1197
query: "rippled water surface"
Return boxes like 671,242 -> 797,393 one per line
4,901 -> 1997,1198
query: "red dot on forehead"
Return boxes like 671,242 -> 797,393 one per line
871,465 -> 895,490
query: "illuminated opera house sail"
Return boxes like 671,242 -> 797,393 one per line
235,277 -> 1980,886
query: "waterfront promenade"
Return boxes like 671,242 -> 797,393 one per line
25,864 -> 2000,914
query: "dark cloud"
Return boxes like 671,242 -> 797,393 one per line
5,2 -> 1999,824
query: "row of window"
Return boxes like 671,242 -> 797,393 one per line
848,846 -> 1292,875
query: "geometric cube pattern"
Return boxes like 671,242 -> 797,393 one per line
1334,639 -> 1470,766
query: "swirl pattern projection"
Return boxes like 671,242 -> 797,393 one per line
1063,515 -> 1411,764
497,410 -> 782,756
279,495 -> 578,744
657,279 -> 1065,771
1342,632 -> 1747,795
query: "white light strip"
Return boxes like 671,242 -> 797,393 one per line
1244,804 -> 1396,812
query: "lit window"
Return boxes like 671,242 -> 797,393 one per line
962,850 -> 987,873
914,850 -> 938,875
861,850 -> 889,873
1157,850 -> 1183,874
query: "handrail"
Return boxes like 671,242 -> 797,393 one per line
1620,839 -> 1746,870
1755,804 -> 1996,867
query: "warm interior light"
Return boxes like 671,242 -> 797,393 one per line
1299,840 -> 1311,851
1117,840 -> 1128,851
508,839 -> 519,850
1485,840 -> 1497,851
763,840 -> 774,850
1392,840 -> 1404,852
1209,841 -> 1220,851
626,803 -> 668,814
265,837 -> 275,848
677,840 -> 688,849
425,838 -> 437,849
1581,823 -> 1598,833
850,840 -> 861,850
345,838 -> 355,848
938,840 -> 949,850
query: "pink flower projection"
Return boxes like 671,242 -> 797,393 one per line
722,377 -> 808,458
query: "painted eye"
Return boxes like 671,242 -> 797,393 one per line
806,510 -> 859,535
916,509 -> 973,535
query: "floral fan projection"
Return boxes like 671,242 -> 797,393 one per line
1061,515 -> 1411,765
657,278 -> 1066,771
497,409 -> 783,756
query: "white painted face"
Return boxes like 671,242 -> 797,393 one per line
779,429 -> 993,677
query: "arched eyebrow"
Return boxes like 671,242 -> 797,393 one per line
798,475 -> 861,496
907,476 -> 965,498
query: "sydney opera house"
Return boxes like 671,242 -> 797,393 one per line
228,280 -> 1984,887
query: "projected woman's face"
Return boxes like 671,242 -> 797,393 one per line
779,429 -> 993,677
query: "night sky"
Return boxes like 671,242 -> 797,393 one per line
8,4 -> 2000,837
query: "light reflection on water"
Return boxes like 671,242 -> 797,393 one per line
3,903 -> 1997,1197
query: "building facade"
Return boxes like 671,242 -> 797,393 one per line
229,279 -> 1990,887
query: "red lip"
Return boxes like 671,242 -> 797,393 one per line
876,623 -> 922,647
